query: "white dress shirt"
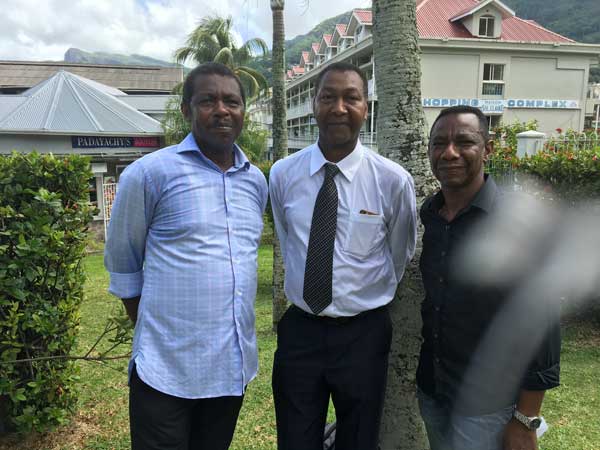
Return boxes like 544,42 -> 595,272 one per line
269,141 -> 417,317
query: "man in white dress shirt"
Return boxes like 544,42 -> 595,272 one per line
269,62 -> 418,450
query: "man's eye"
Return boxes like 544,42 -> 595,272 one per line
320,94 -> 334,102
226,100 -> 241,107
197,99 -> 214,106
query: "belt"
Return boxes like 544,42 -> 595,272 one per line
289,304 -> 386,325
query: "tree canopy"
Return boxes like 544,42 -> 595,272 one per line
174,16 -> 269,99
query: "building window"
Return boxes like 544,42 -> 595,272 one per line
486,115 -> 502,132
482,63 -> 504,96
479,15 -> 495,37
355,26 -> 363,41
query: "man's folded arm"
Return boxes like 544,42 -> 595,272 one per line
521,307 -> 561,391
269,165 -> 288,264
387,174 -> 418,282
104,163 -> 156,322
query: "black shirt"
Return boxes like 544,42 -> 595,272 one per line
417,176 -> 561,414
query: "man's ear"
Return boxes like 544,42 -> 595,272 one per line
483,139 -> 494,161
181,103 -> 190,122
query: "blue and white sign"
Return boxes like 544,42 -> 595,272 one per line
422,98 -> 580,111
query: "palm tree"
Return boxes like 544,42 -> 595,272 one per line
270,0 -> 289,330
174,15 -> 269,99
372,0 -> 437,448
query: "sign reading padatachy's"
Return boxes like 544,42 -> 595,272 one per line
72,136 -> 160,149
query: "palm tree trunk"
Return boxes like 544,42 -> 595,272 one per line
271,0 -> 288,331
372,0 -> 438,448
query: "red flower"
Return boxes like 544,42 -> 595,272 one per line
556,128 -> 563,134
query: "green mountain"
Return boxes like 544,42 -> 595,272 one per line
285,10 -> 355,67
502,0 -> 600,44
64,48 -> 181,67
61,1 -> 600,84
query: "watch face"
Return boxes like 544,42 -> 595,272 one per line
530,418 -> 542,429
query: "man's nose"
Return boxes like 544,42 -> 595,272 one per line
213,100 -> 230,115
331,97 -> 347,114
441,142 -> 460,159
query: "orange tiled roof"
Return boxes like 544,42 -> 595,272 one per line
416,0 -> 574,43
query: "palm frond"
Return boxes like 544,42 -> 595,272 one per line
238,66 -> 268,92
240,38 -> 269,58
237,69 -> 261,99
214,48 -> 235,67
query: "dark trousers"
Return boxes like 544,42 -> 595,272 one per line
272,305 -> 392,450
129,366 -> 244,450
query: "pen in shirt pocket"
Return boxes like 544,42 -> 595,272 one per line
359,209 -> 379,216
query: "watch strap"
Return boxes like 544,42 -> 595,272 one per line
513,409 -> 541,430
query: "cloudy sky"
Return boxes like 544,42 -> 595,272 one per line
1,0 -> 371,64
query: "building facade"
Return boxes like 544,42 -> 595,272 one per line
260,0 -> 600,155
0,69 -> 178,230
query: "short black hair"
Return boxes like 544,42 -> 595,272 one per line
430,105 -> 490,142
181,62 -> 246,108
313,62 -> 368,100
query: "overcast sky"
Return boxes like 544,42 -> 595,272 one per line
1,0 -> 371,64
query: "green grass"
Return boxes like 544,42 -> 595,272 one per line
1,246 -> 599,449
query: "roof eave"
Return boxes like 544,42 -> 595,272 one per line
0,129 -> 163,136
450,0 -> 516,22
420,37 -> 600,55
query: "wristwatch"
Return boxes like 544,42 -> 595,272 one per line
513,409 -> 542,430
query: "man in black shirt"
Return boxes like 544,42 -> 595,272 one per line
417,105 -> 560,450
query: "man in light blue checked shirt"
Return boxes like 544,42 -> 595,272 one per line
104,63 -> 268,450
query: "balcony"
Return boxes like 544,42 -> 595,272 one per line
482,82 -> 504,96
287,100 -> 313,120
368,79 -> 377,100
282,132 -> 378,150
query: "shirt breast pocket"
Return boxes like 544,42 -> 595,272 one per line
343,213 -> 386,257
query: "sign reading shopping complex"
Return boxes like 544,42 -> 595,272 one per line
71,136 -> 160,149
422,98 -> 580,113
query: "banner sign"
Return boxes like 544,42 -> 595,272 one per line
72,136 -> 160,149
422,98 -> 580,112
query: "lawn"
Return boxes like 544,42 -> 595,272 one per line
1,245 -> 599,450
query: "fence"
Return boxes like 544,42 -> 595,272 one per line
102,183 -> 117,241
543,133 -> 600,152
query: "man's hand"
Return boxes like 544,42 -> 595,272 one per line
121,296 -> 141,325
503,418 -> 538,450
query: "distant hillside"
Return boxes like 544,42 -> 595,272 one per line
502,0 -> 600,44
62,0 -> 600,85
285,10 -> 355,67
64,48 -> 181,67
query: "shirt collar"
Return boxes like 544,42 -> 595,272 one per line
428,174 -> 499,215
470,174 -> 498,213
309,140 -> 364,182
176,132 -> 250,172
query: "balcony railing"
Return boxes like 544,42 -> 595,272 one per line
287,101 -> 313,120
281,132 -> 378,149
482,82 -> 504,96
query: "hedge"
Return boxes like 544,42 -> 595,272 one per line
0,152 -> 94,432
488,124 -> 600,200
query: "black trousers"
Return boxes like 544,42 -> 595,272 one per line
129,366 -> 244,450
272,305 -> 392,450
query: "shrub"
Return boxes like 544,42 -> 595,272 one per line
0,152 -> 94,432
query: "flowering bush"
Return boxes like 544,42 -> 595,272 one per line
488,123 -> 600,200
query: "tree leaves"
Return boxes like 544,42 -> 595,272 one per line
0,152 -> 94,432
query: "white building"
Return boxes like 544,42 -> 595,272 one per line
0,70 -> 178,228
264,0 -> 600,154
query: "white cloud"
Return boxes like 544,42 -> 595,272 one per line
0,0 -> 371,63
